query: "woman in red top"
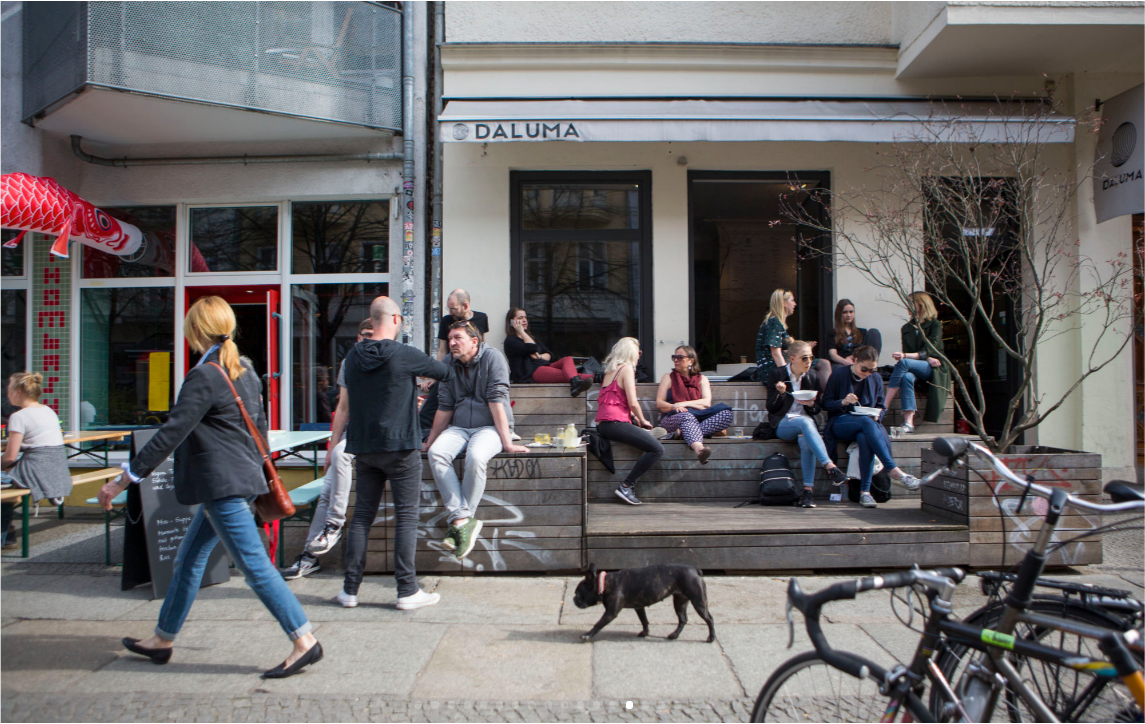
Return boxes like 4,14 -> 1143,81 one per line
594,337 -> 662,506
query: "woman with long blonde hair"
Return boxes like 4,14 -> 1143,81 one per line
885,291 -> 945,433
755,289 -> 829,390
595,337 -> 663,505
98,296 -> 322,679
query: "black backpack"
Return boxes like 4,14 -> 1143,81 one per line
846,469 -> 894,504
736,452 -> 799,507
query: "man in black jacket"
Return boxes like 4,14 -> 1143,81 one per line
338,296 -> 453,610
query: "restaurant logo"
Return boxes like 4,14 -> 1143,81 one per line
1111,121 -> 1136,167
452,123 -> 470,141
461,122 -> 582,141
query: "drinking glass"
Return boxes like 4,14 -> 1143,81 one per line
535,433 -> 551,445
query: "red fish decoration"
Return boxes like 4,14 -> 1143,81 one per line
1,172 -> 142,258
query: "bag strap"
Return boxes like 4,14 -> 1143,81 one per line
207,362 -> 273,463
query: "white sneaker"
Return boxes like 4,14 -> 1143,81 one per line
859,492 -> 878,508
897,473 -> 921,491
396,589 -> 441,610
336,590 -> 359,608
649,427 -> 668,439
306,523 -> 343,555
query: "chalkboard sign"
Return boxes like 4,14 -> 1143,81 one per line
121,428 -> 228,599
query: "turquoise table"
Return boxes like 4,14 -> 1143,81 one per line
267,430 -> 331,477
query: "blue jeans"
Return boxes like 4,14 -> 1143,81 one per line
829,415 -> 898,492
775,415 -> 831,489
888,358 -> 933,412
156,496 -> 311,642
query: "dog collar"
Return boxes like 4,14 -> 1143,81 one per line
597,570 -> 607,595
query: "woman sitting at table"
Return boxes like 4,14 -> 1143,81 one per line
755,289 -> 830,390
655,345 -> 730,465
503,308 -> 594,397
827,299 -> 883,371
765,341 -> 849,508
0,372 -> 71,548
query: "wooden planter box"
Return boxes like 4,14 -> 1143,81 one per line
920,445 -> 1102,568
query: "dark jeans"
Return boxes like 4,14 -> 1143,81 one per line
597,421 -> 664,486
344,450 -> 422,598
1,502 -> 13,544
829,414 -> 898,492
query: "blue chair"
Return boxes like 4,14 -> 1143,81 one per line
85,490 -> 128,566
277,477 -> 326,566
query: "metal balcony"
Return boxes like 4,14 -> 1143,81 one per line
22,1 -> 402,134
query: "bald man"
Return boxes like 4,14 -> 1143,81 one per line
338,296 -> 452,611
433,289 -> 489,361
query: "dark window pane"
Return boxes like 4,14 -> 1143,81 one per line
292,200 -> 389,274
522,184 -> 640,230
190,207 -> 278,273
1,230 -> 23,277
291,282 -> 387,431
82,206 -> 177,278
522,239 -> 639,361
80,287 -> 175,428
1,289 -> 27,424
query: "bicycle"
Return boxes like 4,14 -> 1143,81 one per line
750,436 -> 1144,723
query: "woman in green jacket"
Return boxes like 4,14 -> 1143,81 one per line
884,292 -> 947,433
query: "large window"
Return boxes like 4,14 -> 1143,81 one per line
80,288 -> 176,428
83,206 -> 177,278
511,173 -> 652,362
292,200 -> 389,274
2,229 -> 23,277
1,289 -> 27,425
190,206 -> 278,273
291,282 -> 387,430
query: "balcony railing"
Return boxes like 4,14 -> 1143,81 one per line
23,1 -> 402,132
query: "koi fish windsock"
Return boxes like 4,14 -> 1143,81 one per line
1,172 -> 142,258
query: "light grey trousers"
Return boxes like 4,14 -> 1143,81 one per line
428,426 -> 502,524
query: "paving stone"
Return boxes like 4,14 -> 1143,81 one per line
1,574 -> 152,621
592,634 -> 742,700
411,577 -> 566,625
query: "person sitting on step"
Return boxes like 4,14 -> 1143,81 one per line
765,340 -> 849,509
503,307 -> 593,397
654,345 -> 730,465
822,345 -> 921,509
883,291 -> 946,435
594,337 -> 664,506
754,288 -> 831,391
827,299 -> 883,371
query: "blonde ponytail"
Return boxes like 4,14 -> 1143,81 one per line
185,296 -> 247,381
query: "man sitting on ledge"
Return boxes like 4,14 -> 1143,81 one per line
822,345 -> 921,509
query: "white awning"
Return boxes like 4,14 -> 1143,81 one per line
439,99 -> 1075,144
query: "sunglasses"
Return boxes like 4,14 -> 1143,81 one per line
858,365 -> 878,374
671,355 -> 691,362
795,355 -> 813,361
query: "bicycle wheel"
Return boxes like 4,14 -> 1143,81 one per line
932,599 -> 1143,722
751,651 -> 897,723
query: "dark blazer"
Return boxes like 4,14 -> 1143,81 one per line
765,365 -> 822,430
129,349 -> 268,506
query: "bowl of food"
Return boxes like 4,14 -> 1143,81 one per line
853,406 -> 881,417
791,390 -> 817,401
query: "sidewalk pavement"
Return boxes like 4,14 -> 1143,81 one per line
2,517 -> 1141,723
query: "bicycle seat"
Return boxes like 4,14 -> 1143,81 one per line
1103,480 -> 1145,503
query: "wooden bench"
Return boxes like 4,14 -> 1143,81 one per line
1,488 -> 31,558
63,468 -> 125,520
364,449 -> 586,574
509,383 -> 588,442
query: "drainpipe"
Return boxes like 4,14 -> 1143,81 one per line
400,0 -> 416,344
71,135 -> 401,167
430,1 -> 444,349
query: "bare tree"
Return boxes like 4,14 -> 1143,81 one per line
781,96 -> 1135,452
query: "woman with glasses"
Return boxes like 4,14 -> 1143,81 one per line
594,337 -> 663,506
754,289 -> 830,391
884,292 -> 947,434
822,345 -> 921,508
654,346 -> 731,465
764,340 -> 849,508
827,299 -> 883,371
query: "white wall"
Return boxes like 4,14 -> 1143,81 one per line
447,1 -> 893,45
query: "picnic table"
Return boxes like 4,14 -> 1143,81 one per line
1,429 -> 129,467
267,430 -> 331,477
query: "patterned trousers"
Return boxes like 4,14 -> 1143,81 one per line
659,409 -> 734,446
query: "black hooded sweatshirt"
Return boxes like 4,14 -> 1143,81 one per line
343,338 -> 453,454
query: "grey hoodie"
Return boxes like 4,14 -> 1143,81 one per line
438,343 -> 513,430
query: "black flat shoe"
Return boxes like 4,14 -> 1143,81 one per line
262,642 -> 323,679
122,637 -> 173,665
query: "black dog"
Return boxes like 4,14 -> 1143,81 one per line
573,563 -> 715,642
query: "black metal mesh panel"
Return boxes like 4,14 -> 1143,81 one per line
24,1 -> 401,130
22,2 -> 88,122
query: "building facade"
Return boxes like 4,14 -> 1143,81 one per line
435,1 -> 1144,479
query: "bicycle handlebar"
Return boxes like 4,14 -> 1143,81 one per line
930,438 -> 1145,514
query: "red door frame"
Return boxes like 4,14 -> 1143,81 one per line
184,285 -> 281,429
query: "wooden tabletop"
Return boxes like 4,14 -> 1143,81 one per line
0,488 -> 31,502
2,430 -> 129,451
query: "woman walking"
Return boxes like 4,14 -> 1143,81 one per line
594,337 -> 663,506
654,346 -> 731,465
97,296 -> 321,678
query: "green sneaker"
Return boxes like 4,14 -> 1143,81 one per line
453,519 -> 484,560
442,525 -> 460,551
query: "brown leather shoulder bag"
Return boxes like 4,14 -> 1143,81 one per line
208,362 -> 295,522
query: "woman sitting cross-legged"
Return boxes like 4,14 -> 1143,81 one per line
503,307 -> 594,397
822,345 -> 921,509
765,340 -> 849,509
654,345 -> 731,465
594,337 -> 663,506
884,291 -> 945,434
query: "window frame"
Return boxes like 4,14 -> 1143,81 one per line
184,202 -> 286,278
509,170 -> 654,359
